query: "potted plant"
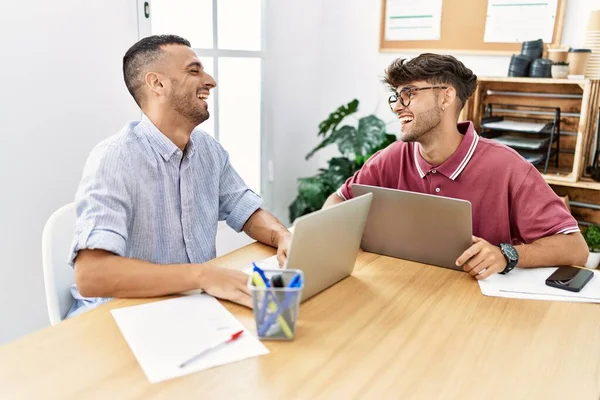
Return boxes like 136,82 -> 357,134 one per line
551,61 -> 569,79
584,225 -> 600,268
289,99 -> 396,222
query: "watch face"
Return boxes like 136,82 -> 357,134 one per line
501,243 -> 518,261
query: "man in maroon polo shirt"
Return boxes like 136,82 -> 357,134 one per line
323,53 -> 588,279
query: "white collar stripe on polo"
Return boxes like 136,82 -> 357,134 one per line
449,133 -> 479,181
413,142 -> 426,178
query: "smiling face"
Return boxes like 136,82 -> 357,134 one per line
383,54 -> 478,144
391,81 -> 445,143
140,44 -> 217,127
159,45 -> 216,126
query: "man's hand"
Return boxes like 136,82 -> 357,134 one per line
276,231 -> 292,267
455,236 -> 507,280
195,264 -> 252,308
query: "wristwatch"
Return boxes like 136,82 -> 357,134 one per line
499,243 -> 518,274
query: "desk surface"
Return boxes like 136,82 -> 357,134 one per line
2,242 -> 600,400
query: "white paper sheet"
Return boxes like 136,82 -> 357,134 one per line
483,0 -> 558,43
254,255 -> 280,269
111,294 -> 269,383
244,254 -> 281,275
384,0 -> 443,41
478,267 -> 600,303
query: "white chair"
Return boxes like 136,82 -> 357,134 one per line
42,202 -> 76,325
40,206 -> 253,324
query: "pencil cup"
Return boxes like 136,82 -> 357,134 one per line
248,269 -> 304,341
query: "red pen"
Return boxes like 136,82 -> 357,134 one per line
179,330 -> 244,368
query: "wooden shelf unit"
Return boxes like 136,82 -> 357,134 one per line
460,76 -> 600,225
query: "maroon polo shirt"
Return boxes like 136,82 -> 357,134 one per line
338,121 -> 579,245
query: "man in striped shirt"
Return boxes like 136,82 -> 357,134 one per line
324,54 -> 588,279
67,35 -> 290,317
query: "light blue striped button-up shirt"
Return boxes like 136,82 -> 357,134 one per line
66,115 -> 262,317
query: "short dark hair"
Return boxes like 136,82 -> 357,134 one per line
383,53 -> 477,109
122,34 -> 191,106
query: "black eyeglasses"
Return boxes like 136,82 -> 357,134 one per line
388,86 -> 448,110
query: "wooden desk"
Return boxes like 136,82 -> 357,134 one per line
2,243 -> 600,400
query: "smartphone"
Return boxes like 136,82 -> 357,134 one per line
545,266 -> 594,293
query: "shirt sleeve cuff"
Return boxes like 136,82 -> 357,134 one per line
555,226 -> 581,235
69,229 -> 127,266
336,188 -> 347,200
226,189 -> 263,232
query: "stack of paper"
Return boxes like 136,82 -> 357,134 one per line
478,267 -> 600,303
111,294 -> 269,383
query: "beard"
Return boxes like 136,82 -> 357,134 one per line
169,83 -> 209,126
399,105 -> 442,143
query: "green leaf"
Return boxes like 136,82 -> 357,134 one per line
289,197 -> 309,223
317,99 -> 359,137
306,125 -> 358,160
306,100 -> 361,160
306,115 -> 392,161
320,157 -> 358,188
356,115 -> 388,154
584,225 -> 600,252
333,115 -> 390,159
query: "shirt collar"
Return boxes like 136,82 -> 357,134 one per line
139,114 -> 196,161
413,121 -> 479,181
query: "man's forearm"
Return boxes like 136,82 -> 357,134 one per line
74,249 -> 200,298
323,192 -> 345,208
515,232 -> 588,268
243,208 -> 290,247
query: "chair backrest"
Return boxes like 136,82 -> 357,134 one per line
42,202 -> 76,325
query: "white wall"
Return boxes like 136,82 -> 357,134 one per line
0,1 -> 140,344
263,0 -> 324,223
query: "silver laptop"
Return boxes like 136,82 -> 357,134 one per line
260,193 -> 373,301
352,184 -> 472,270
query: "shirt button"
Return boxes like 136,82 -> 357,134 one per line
431,169 -> 437,174
435,187 -> 441,193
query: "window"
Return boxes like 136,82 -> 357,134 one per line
141,0 -> 264,195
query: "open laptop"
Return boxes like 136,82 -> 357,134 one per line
255,193 -> 373,301
352,184 -> 472,270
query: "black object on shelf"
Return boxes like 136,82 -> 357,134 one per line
586,107 -> 600,182
530,58 -> 553,78
508,54 -> 533,77
508,38 -> 547,77
481,103 -> 561,174
521,39 -> 544,59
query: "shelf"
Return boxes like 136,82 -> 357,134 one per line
481,120 -> 552,135
478,76 -> 588,86
482,104 -> 560,174
518,151 -> 547,165
545,177 -> 600,190
490,135 -> 550,151
466,77 -> 600,196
